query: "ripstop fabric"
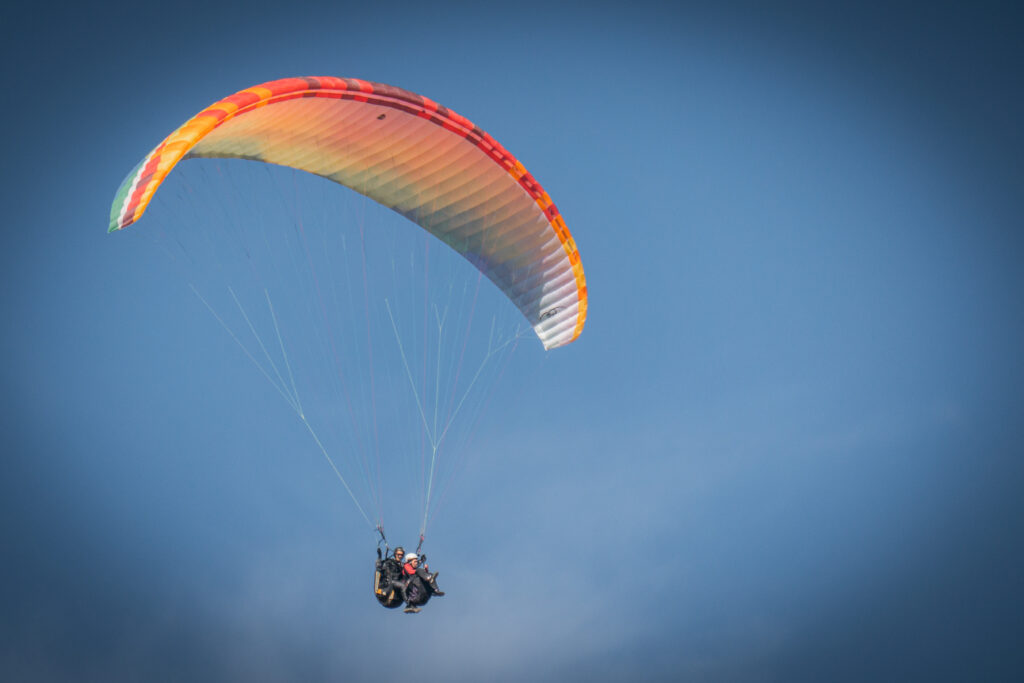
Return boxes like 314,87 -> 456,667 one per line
109,77 -> 586,349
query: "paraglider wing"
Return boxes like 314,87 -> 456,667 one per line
109,77 -> 586,349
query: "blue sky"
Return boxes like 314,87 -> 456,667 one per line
2,1 -> 1023,681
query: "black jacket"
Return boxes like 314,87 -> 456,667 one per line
378,557 -> 404,586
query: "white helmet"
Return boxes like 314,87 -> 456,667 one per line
404,553 -> 418,563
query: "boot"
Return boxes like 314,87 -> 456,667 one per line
428,572 -> 444,597
404,605 -> 420,613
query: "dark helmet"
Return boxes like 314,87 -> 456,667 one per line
394,546 -> 405,555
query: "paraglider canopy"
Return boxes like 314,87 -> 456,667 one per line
110,76 -> 587,349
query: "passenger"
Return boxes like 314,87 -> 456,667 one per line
401,553 -> 444,613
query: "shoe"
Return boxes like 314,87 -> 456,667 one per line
432,590 -> 445,597
404,606 -> 420,613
